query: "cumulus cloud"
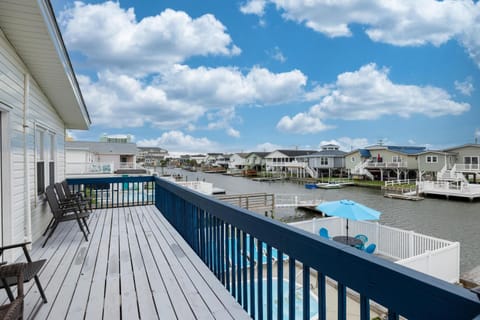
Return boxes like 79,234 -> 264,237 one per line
240,0 -> 267,16
78,65 -> 307,129
277,63 -> 470,134
454,77 -> 474,96
277,112 -> 333,134
319,138 -> 369,152
241,0 -> 480,68
137,131 -> 217,153
161,65 -> 306,107
60,1 -> 240,73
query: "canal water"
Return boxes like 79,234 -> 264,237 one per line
164,168 -> 480,274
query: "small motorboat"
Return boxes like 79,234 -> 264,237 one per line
304,183 -> 318,189
316,182 -> 343,189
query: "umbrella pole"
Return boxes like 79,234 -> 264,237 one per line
346,219 -> 349,244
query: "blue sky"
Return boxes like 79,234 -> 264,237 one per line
52,0 -> 480,154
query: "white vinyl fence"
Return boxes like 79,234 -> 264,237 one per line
290,217 -> 460,283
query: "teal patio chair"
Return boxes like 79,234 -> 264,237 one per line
319,227 -> 330,239
354,234 -> 368,250
364,243 -> 376,254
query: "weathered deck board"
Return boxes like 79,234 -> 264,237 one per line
18,205 -> 249,320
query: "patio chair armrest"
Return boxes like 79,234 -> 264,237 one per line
0,242 -> 32,251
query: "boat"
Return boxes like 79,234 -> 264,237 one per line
304,183 -> 318,189
316,182 -> 343,189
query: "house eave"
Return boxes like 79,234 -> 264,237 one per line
0,0 -> 91,129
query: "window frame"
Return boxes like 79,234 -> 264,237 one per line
35,123 -> 56,196
426,155 -> 438,163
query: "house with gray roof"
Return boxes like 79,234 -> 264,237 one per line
345,145 -> 427,181
297,144 -> 347,178
245,152 -> 270,171
265,149 -> 318,178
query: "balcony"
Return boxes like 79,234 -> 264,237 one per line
15,176 -> 480,319
365,161 -> 408,168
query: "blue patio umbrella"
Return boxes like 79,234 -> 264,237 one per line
315,200 -> 382,243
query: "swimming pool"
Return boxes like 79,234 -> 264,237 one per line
244,279 -> 318,320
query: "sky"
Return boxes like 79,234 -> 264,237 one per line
51,0 -> 480,154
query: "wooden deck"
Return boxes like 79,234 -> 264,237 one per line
9,206 -> 249,320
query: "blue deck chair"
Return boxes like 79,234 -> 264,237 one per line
245,235 -> 268,265
319,227 -> 330,239
354,234 -> 368,250
364,243 -> 376,254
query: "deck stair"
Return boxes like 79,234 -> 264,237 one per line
438,165 -> 469,185
352,160 -> 374,180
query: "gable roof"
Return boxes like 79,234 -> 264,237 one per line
443,143 -> 480,152
247,152 -> 270,158
0,0 -> 90,129
298,149 -> 347,158
271,150 -> 317,157
385,146 -> 426,155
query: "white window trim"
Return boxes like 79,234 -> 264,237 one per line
426,155 -> 438,163
34,122 -> 57,198
464,156 -> 479,164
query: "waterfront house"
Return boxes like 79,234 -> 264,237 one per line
229,153 -> 249,170
204,152 -> 223,166
265,149 -> 318,177
346,145 -> 426,181
137,146 -> 169,166
0,0 -> 90,256
297,144 -> 347,178
443,143 -> 480,182
189,153 -> 207,165
416,150 -> 457,180
66,141 -> 138,175
245,151 -> 269,171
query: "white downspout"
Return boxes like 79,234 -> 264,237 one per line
23,74 -> 32,243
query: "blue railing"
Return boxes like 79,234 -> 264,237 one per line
66,176 -> 155,209
68,176 -> 480,319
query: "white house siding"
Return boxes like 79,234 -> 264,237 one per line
0,30 -> 66,248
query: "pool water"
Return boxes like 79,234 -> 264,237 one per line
244,279 -> 318,320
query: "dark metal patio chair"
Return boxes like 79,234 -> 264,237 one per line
0,263 -> 25,320
54,182 -> 91,213
0,243 -> 47,305
61,180 -> 92,212
43,185 -> 90,248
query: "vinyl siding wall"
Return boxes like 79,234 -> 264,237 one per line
0,30 -> 66,250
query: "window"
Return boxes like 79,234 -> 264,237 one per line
36,130 -> 45,195
464,156 -> 479,165
36,126 -> 56,195
351,157 -> 356,162
320,157 -> 328,166
426,155 -> 438,163
392,156 -> 402,163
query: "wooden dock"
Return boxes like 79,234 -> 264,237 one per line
384,193 -> 424,201
215,193 -> 274,214
8,206 -> 249,320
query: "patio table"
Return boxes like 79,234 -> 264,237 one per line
333,236 -> 363,247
